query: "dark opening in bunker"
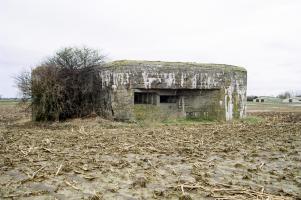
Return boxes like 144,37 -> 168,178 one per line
134,92 -> 155,104
160,95 -> 178,103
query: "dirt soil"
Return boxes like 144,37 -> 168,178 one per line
0,104 -> 301,200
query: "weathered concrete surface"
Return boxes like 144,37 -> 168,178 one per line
97,60 -> 247,121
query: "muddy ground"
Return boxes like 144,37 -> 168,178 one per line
0,103 -> 300,200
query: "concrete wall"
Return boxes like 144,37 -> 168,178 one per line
97,60 -> 247,121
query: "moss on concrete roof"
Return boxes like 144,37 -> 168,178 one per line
103,60 -> 247,72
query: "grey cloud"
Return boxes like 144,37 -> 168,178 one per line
0,0 -> 300,97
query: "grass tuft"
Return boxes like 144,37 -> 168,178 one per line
241,116 -> 265,124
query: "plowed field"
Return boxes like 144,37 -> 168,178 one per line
1,103 -> 300,199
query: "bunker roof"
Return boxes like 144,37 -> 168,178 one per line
103,60 -> 247,72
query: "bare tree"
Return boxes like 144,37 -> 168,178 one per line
45,47 -> 105,69
277,91 -> 292,99
295,90 -> 301,97
14,70 -> 32,102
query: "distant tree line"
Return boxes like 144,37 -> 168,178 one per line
247,96 -> 258,102
15,47 -> 106,121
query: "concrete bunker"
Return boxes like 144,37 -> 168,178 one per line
97,60 -> 247,121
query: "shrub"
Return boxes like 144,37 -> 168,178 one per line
16,47 -> 106,121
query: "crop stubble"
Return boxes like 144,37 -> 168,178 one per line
0,104 -> 300,199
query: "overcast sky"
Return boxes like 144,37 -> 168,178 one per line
0,0 -> 300,97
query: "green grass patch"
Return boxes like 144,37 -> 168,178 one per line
133,105 -> 165,121
0,100 -> 19,106
133,105 -> 219,126
162,116 -> 216,125
241,116 -> 265,124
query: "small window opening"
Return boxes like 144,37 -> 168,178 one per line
134,93 -> 154,104
160,95 -> 177,103
261,99 -> 264,102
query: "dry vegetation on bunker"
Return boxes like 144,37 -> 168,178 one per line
0,103 -> 301,199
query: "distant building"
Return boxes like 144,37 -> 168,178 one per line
253,96 -> 282,103
283,97 -> 301,103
